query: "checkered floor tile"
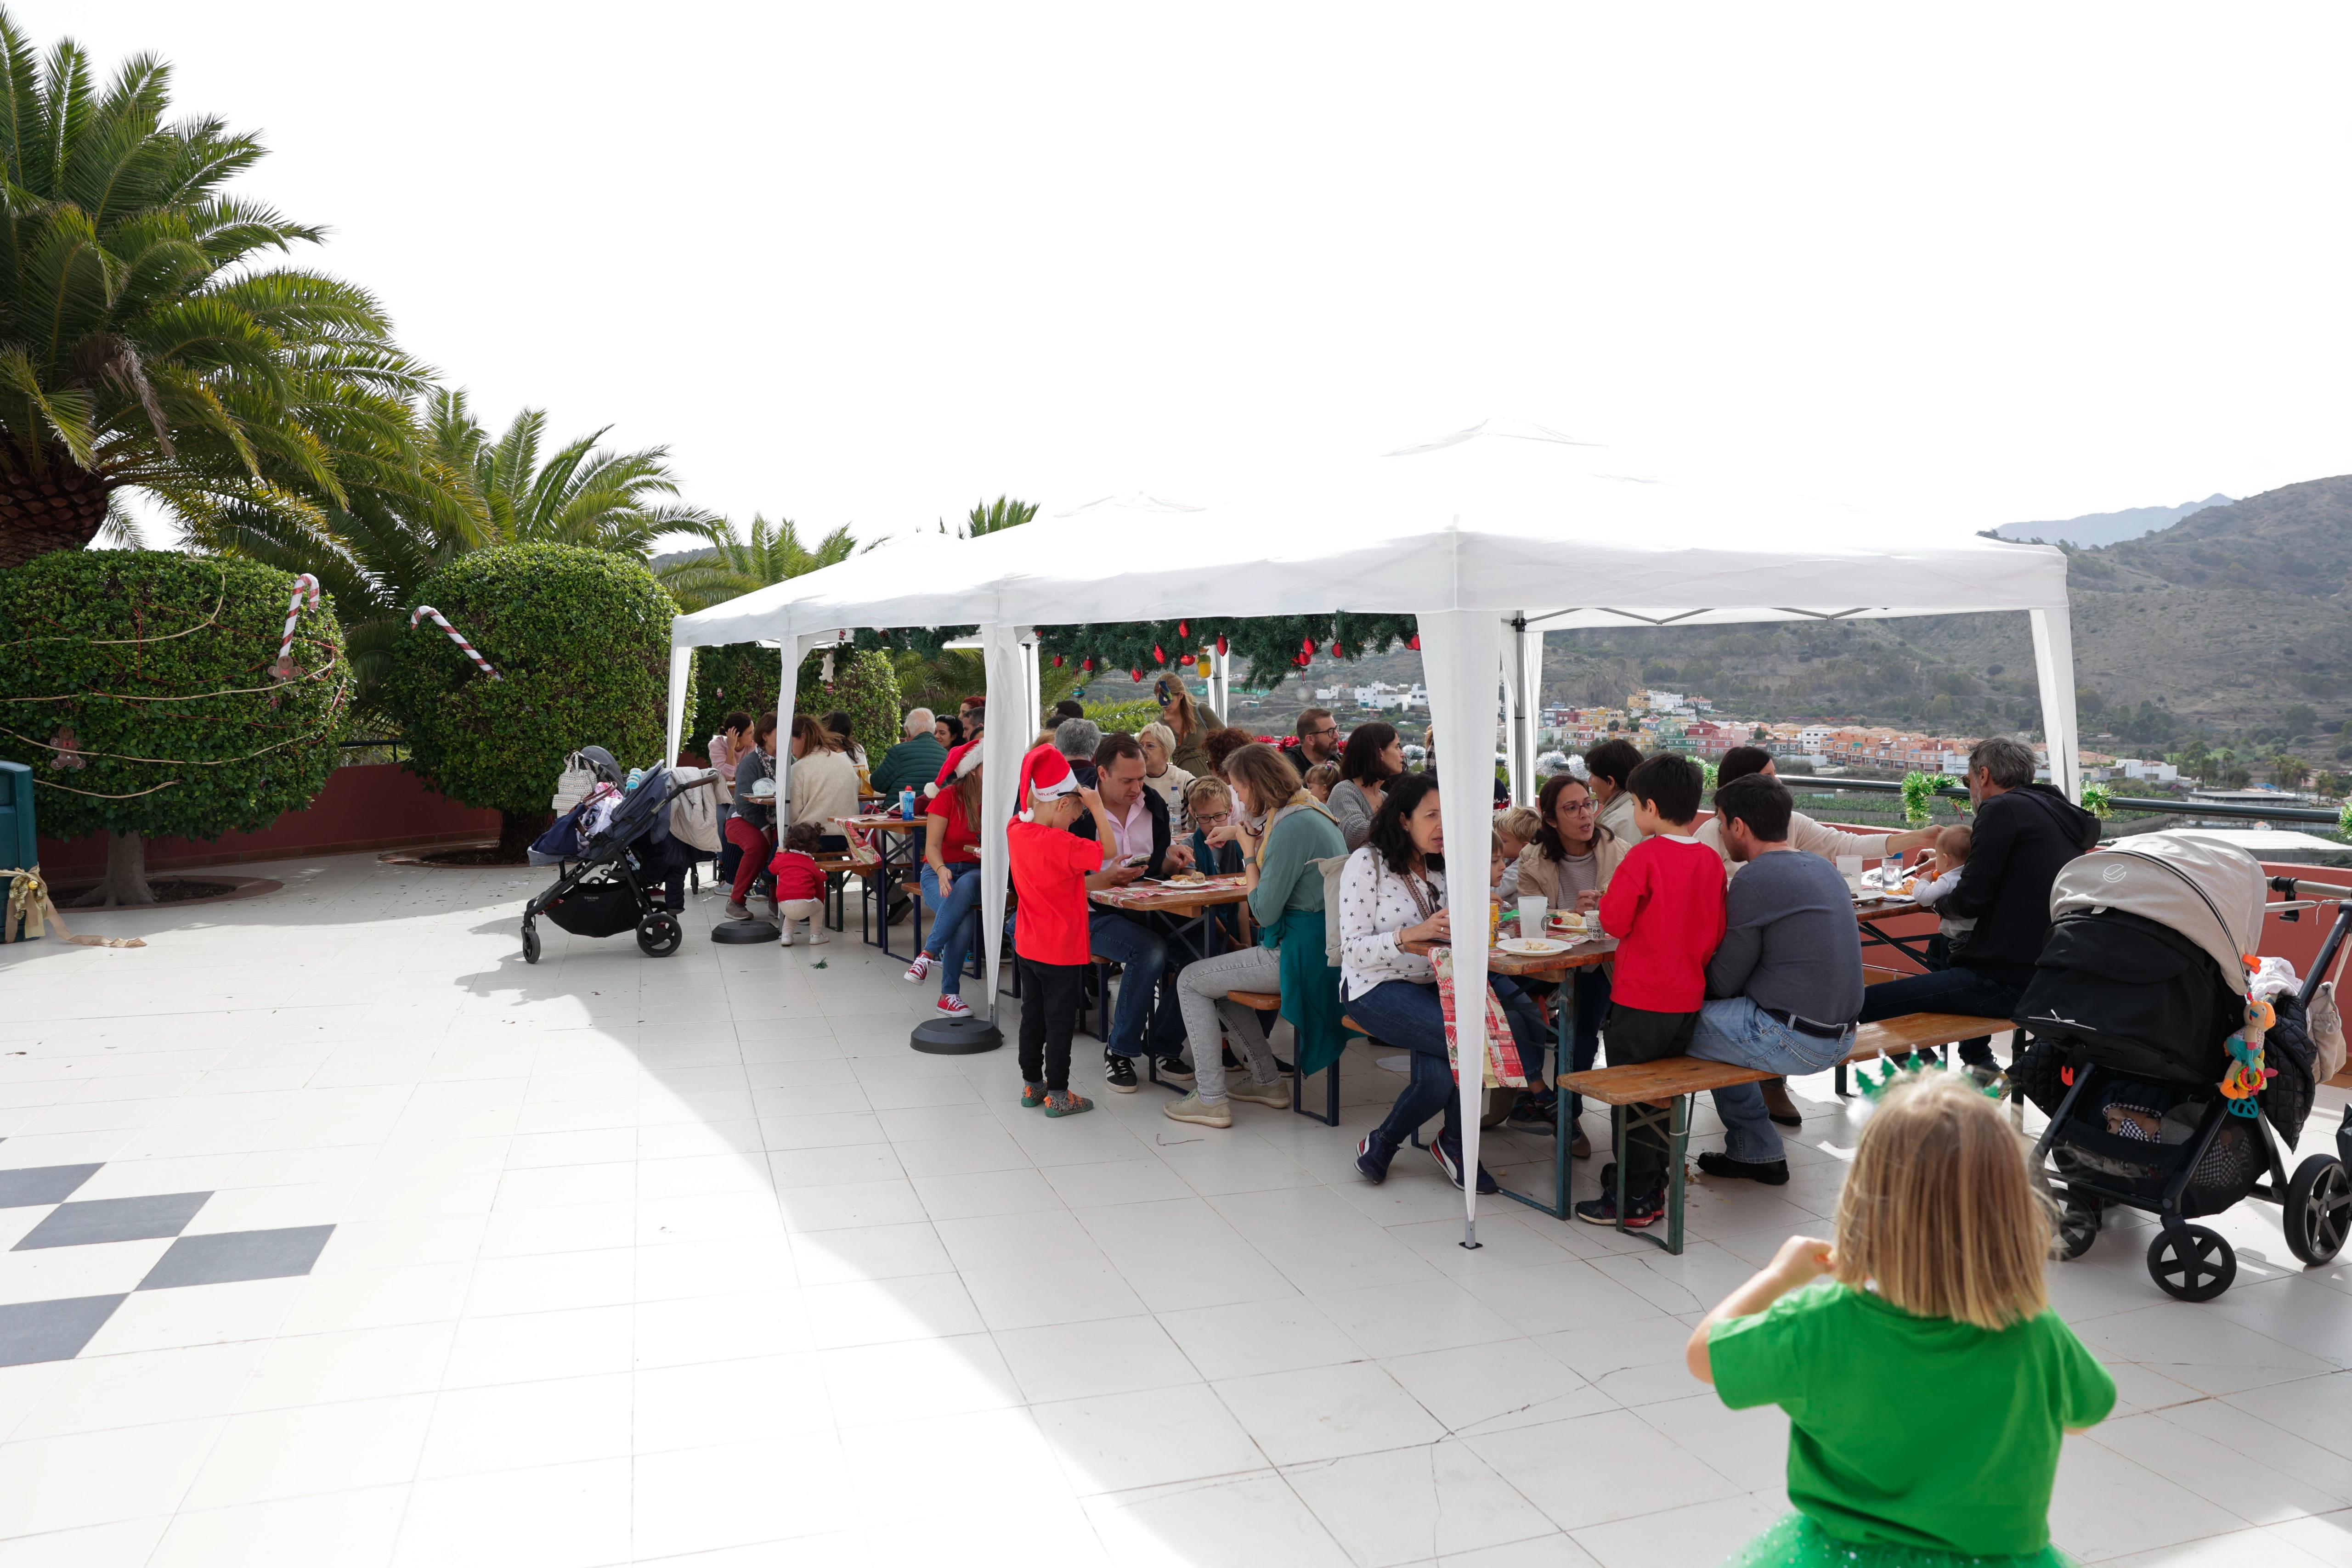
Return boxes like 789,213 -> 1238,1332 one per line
0,1151 -> 333,1366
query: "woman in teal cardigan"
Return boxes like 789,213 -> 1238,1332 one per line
1164,743 -> 1347,1128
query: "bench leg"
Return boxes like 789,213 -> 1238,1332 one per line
1612,1098 -> 1690,1255
1287,1044 -> 1344,1128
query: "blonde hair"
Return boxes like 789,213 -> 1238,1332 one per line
1185,775 -> 1232,813
1493,806 -> 1541,846
1138,722 -> 1177,765
1937,824 -> 1973,861
1835,1074 -> 2051,1330
1302,761 -> 1340,800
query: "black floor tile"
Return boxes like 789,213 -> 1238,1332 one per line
0,1295 -> 126,1365
13,1192 -> 211,1250
138,1225 -> 334,1290
0,1164 -> 104,1208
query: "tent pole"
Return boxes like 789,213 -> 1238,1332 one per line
977,624 -> 1026,1026
665,645 -> 692,767
1418,609 -> 1504,1248
775,639 -> 803,820
2028,607 -> 2082,803
1511,618 -> 1542,806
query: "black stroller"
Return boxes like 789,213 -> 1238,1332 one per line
2011,830 -> 2352,1300
520,748 -> 712,964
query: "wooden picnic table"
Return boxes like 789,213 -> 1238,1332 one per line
1088,875 -> 1251,918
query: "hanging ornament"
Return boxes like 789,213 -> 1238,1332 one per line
1178,620 -> 1189,639
1194,654 -> 1211,677
1301,636 -> 1316,658
1408,634 -> 1421,651
1082,657 -> 1094,671
1329,639 -> 1343,658
1153,645 -> 1165,665
1131,668 -> 1144,682
1216,635 -> 1227,656
1053,654 -> 1064,668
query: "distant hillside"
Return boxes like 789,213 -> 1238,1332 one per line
1994,494 -> 2231,547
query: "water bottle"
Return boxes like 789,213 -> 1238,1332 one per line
899,787 -> 916,821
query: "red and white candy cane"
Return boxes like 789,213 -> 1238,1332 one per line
271,573 -> 321,680
409,605 -> 502,681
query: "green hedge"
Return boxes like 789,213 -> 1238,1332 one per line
0,551 -> 350,842
379,545 -> 680,818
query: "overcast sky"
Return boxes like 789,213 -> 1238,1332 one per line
34,2 -> 2352,545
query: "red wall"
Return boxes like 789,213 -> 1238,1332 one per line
36,764 -> 500,876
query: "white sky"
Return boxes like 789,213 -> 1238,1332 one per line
35,1 -> 2352,545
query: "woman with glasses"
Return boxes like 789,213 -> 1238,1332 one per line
1507,772 -> 1628,1155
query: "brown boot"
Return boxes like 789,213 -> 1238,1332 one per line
1760,1077 -> 1804,1128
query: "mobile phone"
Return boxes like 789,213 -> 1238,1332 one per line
1119,852 -> 1151,867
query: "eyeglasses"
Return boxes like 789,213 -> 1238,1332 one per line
1193,811 -> 1231,826
1561,799 -> 1597,812
1303,725 -> 1338,739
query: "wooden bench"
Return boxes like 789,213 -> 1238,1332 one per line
1556,1012 -> 2013,1254
1218,987 -> 1342,1126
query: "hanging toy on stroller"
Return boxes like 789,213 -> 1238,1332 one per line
2009,831 -> 2349,1301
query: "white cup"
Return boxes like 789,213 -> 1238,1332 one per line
1517,895 -> 1549,937
1836,855 -> 1864,891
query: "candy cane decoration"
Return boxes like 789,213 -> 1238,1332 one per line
409,605 -> 502,680
271,574 -> 321,680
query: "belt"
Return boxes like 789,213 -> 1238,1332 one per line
1762,1007 -> 1854,1041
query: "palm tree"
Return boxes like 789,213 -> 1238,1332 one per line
657,513 -> 855,613
2271,752 -> 2312,789
940,495 -> 1037,537
0,14 -> 426,567
427,390 -> 717,555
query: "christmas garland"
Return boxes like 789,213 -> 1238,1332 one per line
850,613 -> 1423,689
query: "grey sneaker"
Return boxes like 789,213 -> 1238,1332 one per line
1227,1077 -> 1291,1110
1162,1092 -> 1232,1128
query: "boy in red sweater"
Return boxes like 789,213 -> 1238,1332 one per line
1009,745 -> 1119,1117
766,823 -> 830,948
1579,753 -> 1725,1228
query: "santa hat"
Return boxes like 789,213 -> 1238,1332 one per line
1017,743 -> 1077,821
924,740 -> 983,799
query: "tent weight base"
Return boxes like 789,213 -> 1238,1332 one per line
711,920 -> 780,944
911,1015 -> 1003,1055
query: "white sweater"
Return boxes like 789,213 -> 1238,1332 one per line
1336,846 -> 1448,1000
783,749 -> 862,834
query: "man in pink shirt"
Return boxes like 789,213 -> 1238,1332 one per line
1071,733 -> 1195,1090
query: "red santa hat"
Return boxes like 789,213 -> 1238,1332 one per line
924,740 -> 984,799
1016,743 -> 1077,821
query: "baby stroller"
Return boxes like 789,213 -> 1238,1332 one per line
2010,831 -> 2351,1300
520,749 -> 711,964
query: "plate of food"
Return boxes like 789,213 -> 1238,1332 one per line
1498,936 -> 1572,957
1165,871 -> 1208,885
1546,912 -> 1591,937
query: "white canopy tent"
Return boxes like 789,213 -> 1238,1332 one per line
666,427 -> 2077,1243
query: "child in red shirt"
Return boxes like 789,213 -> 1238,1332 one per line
766,823 -> 830,948
1008,745 -> 1119,1116
1583,753 -> 1726,1228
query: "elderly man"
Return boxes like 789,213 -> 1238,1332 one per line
869,708 -> 945,800
1067,730 -> 1196,1091
1685,774 -> 1867,1185
1293,707 -> 1341,769
1855,736 -> 2099,1068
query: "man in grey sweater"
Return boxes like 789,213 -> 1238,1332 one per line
1686,773 -> 1866,1185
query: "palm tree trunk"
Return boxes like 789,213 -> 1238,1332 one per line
73,830 -> 155,908
0,460 -> 115,568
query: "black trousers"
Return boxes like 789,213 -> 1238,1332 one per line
1018,955 -> 1087,1093
1855,964 -> 2023,1069
1602,1003 -> 1698,1188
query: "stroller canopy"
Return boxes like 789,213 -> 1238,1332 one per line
2050,832 -> 2265,996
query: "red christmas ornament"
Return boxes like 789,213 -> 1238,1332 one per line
1082,657 -> 1094,671
1053,654 -> 1064,668
1329,640 -> 1343,657
1216,635 -> 1227,656
1301,636 -> 1316,657
1178,620 -> 1188,639
1408,634 -> 1421,651
1153,645 -> 1165,665
1132,669 -> 1144,682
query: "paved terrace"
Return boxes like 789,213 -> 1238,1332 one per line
0,852 -> 2346,1568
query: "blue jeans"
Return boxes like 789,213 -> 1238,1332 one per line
919,863 -> 983,996
1088,909 -> 1187,1060
1688,996 -> 1855,1162
1347,976 -> 1550,1152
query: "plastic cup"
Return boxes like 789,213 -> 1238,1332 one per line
1518,895 -> 1549,938
1836,855 -> 1865,891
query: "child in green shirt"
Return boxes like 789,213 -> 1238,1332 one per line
1687,1073 -> 2115,1568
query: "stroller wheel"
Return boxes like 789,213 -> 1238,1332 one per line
2055,1198 -> 2101,1261
2283,1155 -> 2352,1266
2147,1223 -> 2236,1302
522,922 -> 542,966
637,910 -> 683,958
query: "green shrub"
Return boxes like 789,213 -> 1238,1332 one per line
1083,698 -> 1163,734
379,546 -> 680,856
814,649 -> 902,764
692,642 -> 780,743
0,551 -> 350,899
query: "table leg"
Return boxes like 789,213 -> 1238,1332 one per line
1498,967 -> 1576,1222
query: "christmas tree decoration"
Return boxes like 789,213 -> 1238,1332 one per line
1216,635 -> 1228,655
1301,636 -> 1316,657
1131,669 -> 1143,682
1053,654 -> 1064,668
1152,645 -> 1165,664
1194,654 -> 1211,677
1178,620 -> 1188,638
1408,634 -> 1421,650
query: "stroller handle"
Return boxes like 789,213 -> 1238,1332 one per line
2270,876 -> 2350,904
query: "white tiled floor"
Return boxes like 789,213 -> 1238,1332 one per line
1,850 -> 2349,1567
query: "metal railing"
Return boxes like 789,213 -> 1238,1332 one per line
1784,774 -> 2342,827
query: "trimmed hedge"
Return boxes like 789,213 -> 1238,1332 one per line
379,546 -> 682,819
0,551 -> 349,841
